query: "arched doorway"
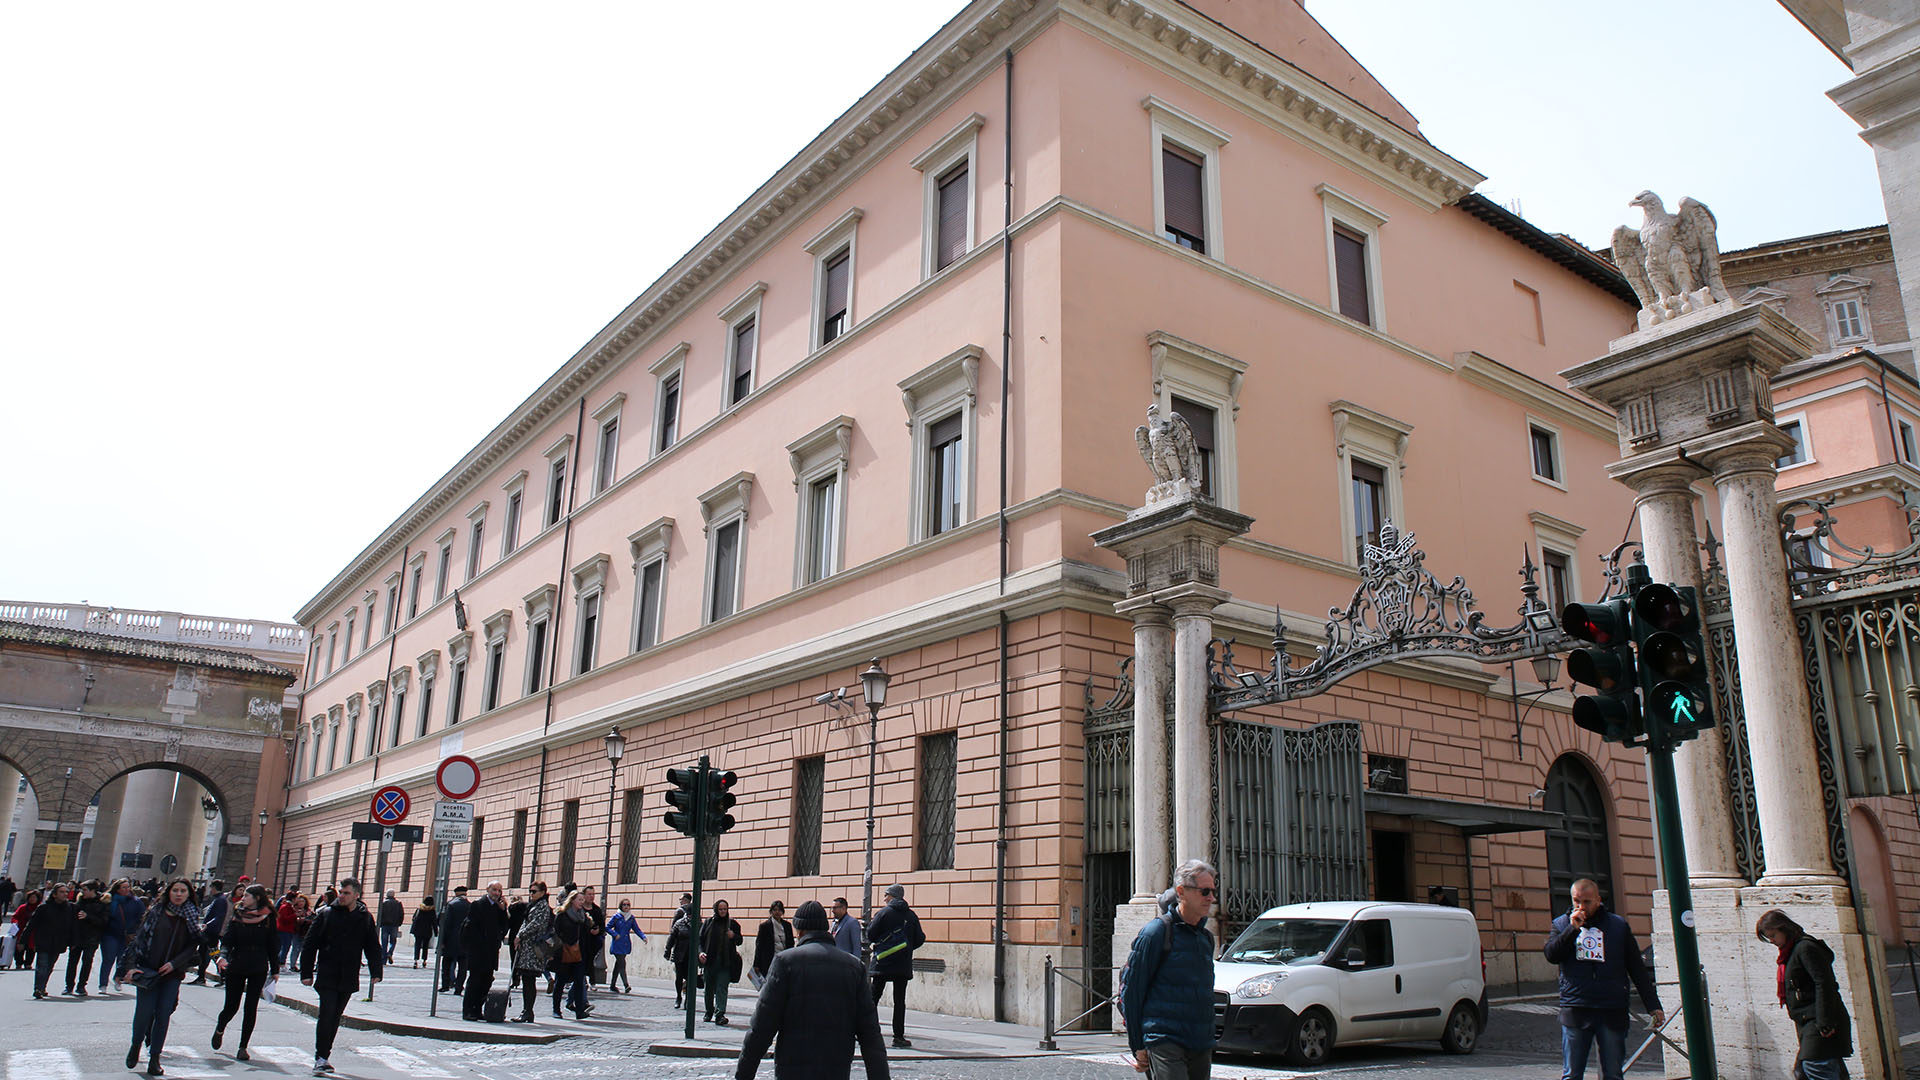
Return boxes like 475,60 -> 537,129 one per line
1848,805 -> 1900,944
1545,755 -> 1615,910
0,759 -> 37,880
77,766 -> 230,887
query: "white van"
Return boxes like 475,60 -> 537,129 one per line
1211,901 -> 1486,1065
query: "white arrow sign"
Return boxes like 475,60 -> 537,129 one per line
434,801 -> 474,823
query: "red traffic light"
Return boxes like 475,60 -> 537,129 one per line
711,769 -> 738,791
1562,602 -> 1628,645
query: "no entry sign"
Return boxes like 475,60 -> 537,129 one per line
436,754 -> 481,801
370,785 -> 411,826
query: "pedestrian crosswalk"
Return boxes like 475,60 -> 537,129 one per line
3,1044 -> 457,1080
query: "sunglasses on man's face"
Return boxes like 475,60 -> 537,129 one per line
1183,884 -> 1217,897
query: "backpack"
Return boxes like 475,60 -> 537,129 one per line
1114,910 -> 1179,1025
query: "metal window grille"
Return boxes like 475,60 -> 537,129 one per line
330,841 -> 341,887
467,817 -> 484,890
917,732 -> 957,871
509,809 -> 528,888
793,757 -> 825,876
619,789 -> 644,884
1366,754 -> 1408,794
559,801 -> 579,884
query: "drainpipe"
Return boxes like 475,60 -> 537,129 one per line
992,44 -> 1015,1025
530,397 -> 588,879
367,542 -> 408,891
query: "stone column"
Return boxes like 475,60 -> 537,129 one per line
1115,598 -> 1173,903
1165,585 -> 1228,866
1701,443 -> 1845,886
0,765 -> 17,873
81,777 -> 129,881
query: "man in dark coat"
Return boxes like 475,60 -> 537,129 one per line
26,882 -> 73,1000
299,877 -> 383,1075
737,900 -> 889,1080
65,879 -> 109,996
665,893 -> 694,1008
190,880 -> 228,985
866,884 -> 927,1049
698,899 -> 743,1025
1758,908 -> 1852,1079
459,882 -> 511,1022
438,886 -> 469,994
1543,878 -> 1663,1080
377,890 -> 404,963
751,901 -> 792,987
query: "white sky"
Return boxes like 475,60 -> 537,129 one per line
0,1 -> 1880,623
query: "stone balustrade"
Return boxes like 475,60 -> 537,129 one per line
0,600 -> 308,657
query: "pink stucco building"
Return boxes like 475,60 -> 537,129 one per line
282,0 -> 1659,1021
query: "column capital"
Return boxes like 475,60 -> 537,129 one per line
1154,582 -> 1231,617
1692,419 -> 1794,483
1604,451 -> 1708,498
1114,596 -> 1173,628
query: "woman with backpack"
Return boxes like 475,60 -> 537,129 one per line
116,879 -> 207,1077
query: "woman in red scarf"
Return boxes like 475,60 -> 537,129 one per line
1757,909 -> 1851,1080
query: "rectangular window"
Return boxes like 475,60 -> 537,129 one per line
926,412 -> 964,537
342,617 -> 354,662
619,788 -> 644,884
1170,396 -> 1216,500
435,542 -> 452,602
447,659 -> 466,726
326,631 -> 337,676
527,617 -> 549,694
1902,420 -> 1918,465
820,249 -> 851,345
804,474 -> 839,584
400,841 -> 413,893
466,520 -> 484,582
466,817 -> 484,891
793,756 -> 825,877
935,163 -> 969,271
509,809 -> 528,889
362,603 -> 373,651
1334,225 -> 1372,324
916,732 -> 957,871
385,586 -> 399,635
344,712 -> 358,764
576,594 -> 599,675
595,415 -> 619,495
546,456 -> 567,527
657,373 -> 681,453
389,688 -> 405,747
483,639 -> 505,712
1530,425 -> 1561,483
1835,299 -> 1865,341
558,800 -> 579,884
729,317 -> 757,406
1367,754 -> 1409,794
1352,459 -> 1387,562
408,566 -> 423,618
1161,145 -> 1206,253
1777,421 -> 1808,467
502,491 -> 522,555
416,681 -> 433,739
1542,548 -> 1571,616
635,559 -> 663,651
710,521 -> 741,621
367,701 -> 382,758
331,842 -> 341,888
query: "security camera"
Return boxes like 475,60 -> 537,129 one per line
814,690 -> 839,704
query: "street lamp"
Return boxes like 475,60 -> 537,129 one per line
255,810 -> 269,880
858,658 -> 890,956
601,726 -> 626,899
201,797 -> 219,880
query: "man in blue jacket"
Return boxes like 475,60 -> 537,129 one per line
1119,859 -> 1217,1079
1543,878 -> 1664,1080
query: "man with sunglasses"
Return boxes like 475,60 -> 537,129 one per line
1120,859 -> 1219,1079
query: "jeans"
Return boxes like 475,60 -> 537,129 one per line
276,931 -> 294,967
1799,1060 -> 1848,1080
32,948 -> 59,995
65,944 -> 96,992
552,961 -> 588,1015
130,977 -> 183,1059
871,973 -> 909,1040
217,970 -> 268,1047
1561,1021 -> 1627,1080
100,937 -> 125,988
611,954 -> 629,991
315,988 -> 351,1060
1146,1042 -> 1213,1080
379,926 -> 398,961
440,950 -> 464,992
702,961 -> 729,1019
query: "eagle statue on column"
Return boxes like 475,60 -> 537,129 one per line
1135,403 -> 1203,506
1612,191 -> 1732,328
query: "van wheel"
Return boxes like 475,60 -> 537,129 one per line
1441,1001 -> 1480,1054
1285,1007 -> 1334,1066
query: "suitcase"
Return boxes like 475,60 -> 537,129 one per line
482,988 -> 511,1023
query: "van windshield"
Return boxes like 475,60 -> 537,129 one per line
1220,918 -> 1347,966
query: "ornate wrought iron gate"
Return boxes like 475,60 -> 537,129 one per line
1212,717 -> 1366,934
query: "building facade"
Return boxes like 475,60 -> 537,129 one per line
282,0 -> 1655,1022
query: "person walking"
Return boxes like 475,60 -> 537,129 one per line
460,882 -> 510,1022
116,878 -> 207,1077
377,891 -> 404,964
188,880 -> 227,986
409,896 -> 438,968
298,877 -> 383,1076
698,898 -> 743,1026
27,881 -> 73,1000
13,888 -> 41,970
274,889 -> 299,968
552,889 -> 595,1019
212,885 -> 279,1060
0,875 -> 15,915
1543,878 -> 1663,1080
102,879 -> 146,991
1757,909 -> 1853,1080
607,900 -> 639,993
830,897 -> 862,957
666,892 -> 694,1009
508,881 -> 555,1023
438,885 -> 469,995
1119,859 -> 1218,1079
751,901 -> 792,990
289,893 -> 315,970
736,900 -> 890,1080
66,879 -> 108,996
866,884 -> 927,1049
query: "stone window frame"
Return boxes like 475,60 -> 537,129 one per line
1815,274 -> 1874,348
911,112 -> 984,278
523,584 -> 556,696
804,208 -> 864,351
571,553 -> 611,676
406,550 -> 428,620
387,666 -> 410,749
1331,400 -> 1413,568
341,610 -> 356,665
481,609 -> 511,713
1148,331 -> 1246,511
543,434 -> 574,528
382,571 -> 401,636
1143,96 -> 1229,259
718,282 -> 767,411
365,680 -> 386,758
627,517 -> 674,653
700,472 -> 755,624
445,631 -> 473,727
465,501 -> 490,583
1526,415 -> 1567,491
1775,411 -> 1815,471
361,591 -> 376,652
591,392 -> 626,498
415,650 -> 440,740
900,345 -> 982,544
1317,183 -> 1390,331
649,343 -> 690,459
325,622 -> 339,677
1530,511 -> 1586,614
500,470 -> 528,558
343,694 -> 363,766
433,527 -> 457,603
788,416 -> 855,587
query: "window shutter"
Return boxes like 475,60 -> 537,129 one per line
936,165 -> 969,270
1161,147 -> 1206,251
822,251 -> 850,342
1334,226 -> 1371,324
1170,395 -> 1216,498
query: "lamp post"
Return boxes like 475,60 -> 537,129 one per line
255,809 -> 269,880
53,767 -> 73,880
601,726 -> 626,899
201,797 -> 219,880
858,658 -> 889,960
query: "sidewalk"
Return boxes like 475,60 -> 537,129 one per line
265,961 -> 1125,1061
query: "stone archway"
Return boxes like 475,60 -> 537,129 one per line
1545,753 -> 1616,910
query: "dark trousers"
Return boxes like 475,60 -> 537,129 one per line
552,961 -> 588,1015
315,988 -> 352,1060
216,970 -> 268,1047
1145,1042 -> 1212,1079
515,969 -> 541,1017
440,950 -> 464,992
871,974 -> 909,1039
130,977 -> 183,1058
379,926 -> 398,961
673,956 -> 690,1001
413,938 -> 430,964
32,948 -> 59,995
611,954 -> 629,991
100,937 -> 125,988
462,965 -> 495,1019
701,961 -> 729,1019
276,931 -> 295,967
65,943 -> 95,992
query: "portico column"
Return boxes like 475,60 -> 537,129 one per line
1164,584 -> 1228,866
1701,444 -> 1844,886
1116,598 -> 1173,902
1617,462 -> 1747,888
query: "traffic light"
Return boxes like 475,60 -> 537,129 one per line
1633,583 -> 1715,745
706,769 -> 739,835
1562,599 -> 1643,744
663,766 -> 702,836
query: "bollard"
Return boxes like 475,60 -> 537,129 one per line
1039,954 -> 1057,1050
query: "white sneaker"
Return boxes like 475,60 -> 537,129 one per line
312,1058 -> 331,1075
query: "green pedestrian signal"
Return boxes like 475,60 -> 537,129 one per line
1632,583 -> 1715,746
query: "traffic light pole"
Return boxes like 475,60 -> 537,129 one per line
684,755 -> 707,1041
1646,738 -> 1716,1080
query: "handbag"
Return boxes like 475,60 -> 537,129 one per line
559,942 -> 582,964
